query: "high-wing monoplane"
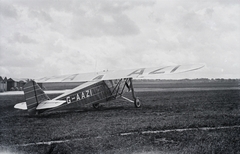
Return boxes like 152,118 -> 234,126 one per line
14,64 -> 204,115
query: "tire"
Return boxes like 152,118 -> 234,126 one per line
134,98 -> 141,108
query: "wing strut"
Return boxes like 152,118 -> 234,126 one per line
103,78 -> 141,108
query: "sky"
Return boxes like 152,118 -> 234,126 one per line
0,0 -> 239,79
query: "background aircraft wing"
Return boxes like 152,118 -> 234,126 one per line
36,64 -> 204,83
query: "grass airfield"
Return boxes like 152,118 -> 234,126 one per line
0,86 -> 240,153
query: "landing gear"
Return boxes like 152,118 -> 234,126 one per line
134,98 -> 141,108
129,78 -> 141,108
105,77 -> 141,109
92,103 -> 100,109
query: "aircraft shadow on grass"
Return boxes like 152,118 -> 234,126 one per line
21,105 -> 134,119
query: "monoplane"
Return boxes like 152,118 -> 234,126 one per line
14,64 -> 204,115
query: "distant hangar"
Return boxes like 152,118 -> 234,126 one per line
0,76 -> 28,92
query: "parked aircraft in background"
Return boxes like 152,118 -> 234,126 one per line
14,64 -> 204,115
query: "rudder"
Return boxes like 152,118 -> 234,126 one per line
23,80 -> 50,115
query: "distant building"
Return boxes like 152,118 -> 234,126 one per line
0,76 -> 8,92
7,78 -> 28,91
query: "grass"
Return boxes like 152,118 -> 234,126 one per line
0,90 -> 239,153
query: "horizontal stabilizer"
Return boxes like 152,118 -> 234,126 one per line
14,102 -> 27,110
36,100 -> 66,110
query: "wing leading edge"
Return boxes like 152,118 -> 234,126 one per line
36,64 -> 205,83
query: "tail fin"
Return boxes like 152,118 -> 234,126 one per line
23,80 -> 50,115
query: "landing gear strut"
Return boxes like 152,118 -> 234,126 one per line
129,78 -> 141,108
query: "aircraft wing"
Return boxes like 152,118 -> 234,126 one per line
102,64 -> 204,80
36,64 -> 204,83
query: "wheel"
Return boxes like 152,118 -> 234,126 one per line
134,98 -> 141,108
93,103 -> 100,109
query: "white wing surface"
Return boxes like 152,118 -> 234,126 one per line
14,102 -> 27,110
36,64 -> 204,83
14,98 -> 66,110
36,100 -> 66,110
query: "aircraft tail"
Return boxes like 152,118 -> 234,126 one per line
23,80 -> 50,115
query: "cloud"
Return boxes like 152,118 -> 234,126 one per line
0,1 -> 18,18
0,0 -> 239,79
0,47 -> 42,68
29,10 -> 53,23
9,32 -> 37,44
67,13 -> 140,38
